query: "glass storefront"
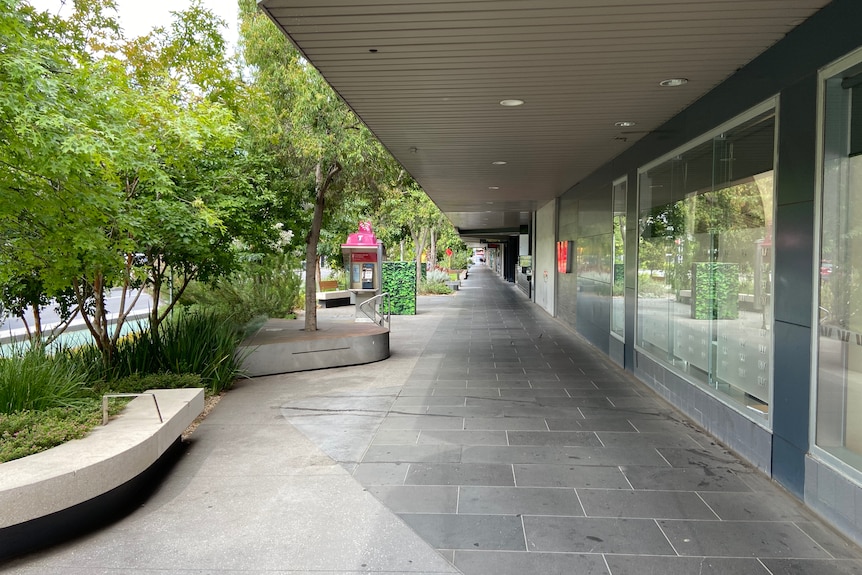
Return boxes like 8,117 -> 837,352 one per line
637,104 -> 776,422
816,50 -> 862,469
612,177 -> 626,339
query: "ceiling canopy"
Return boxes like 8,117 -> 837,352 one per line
259,0 -> 829,239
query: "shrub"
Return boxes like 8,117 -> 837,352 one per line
66,308 -> 245,394
0,400 -> 130,463
93,372 -> 203,395
179,253 -> 301,324
426,269 -> 451,284
0,350 -> 91,415
420,280 -> 453,295
155,309 -> 246,394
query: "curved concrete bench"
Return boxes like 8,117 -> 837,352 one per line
0,388 -> 204,560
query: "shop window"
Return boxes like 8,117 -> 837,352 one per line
611,177 -> 626,339
637,104 -> 776,423
816,49 -> 862,469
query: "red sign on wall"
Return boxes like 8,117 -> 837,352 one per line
557,241 -> 573,274
352,252 -> 378,263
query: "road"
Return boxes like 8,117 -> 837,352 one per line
0,288 -> 155,336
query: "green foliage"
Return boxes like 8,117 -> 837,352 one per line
66,308 -> 245,394
0,402 -> 107,463
420,280 -> 453,295
692,262 -> 739,320
179,253 -> 302,325
0,350 -> 91,414
94,372 -> 202,395
426,269 -> 451,284
420,269 -> 453,295
382,262 -> 416,315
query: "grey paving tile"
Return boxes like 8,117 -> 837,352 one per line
658,520 -> 833,558
761,559 -> 862,574
622,466 -> 753,492
698,491 -> 814,521
514,464 -> 631,489
427,406 -> 507,417
436,549 -> 456,564
546,417 -> 637,432
507,430 -> 601,447
432,388 -> 501,397
578,488 -> 717,519
604,555 -> 770,574
796,522 -> 862,560
498,389 -> 570,398
398,513 -> 526,551
467,380 -> 532,388
605,397 -> 667,409
403,380 -> 459,390
485,366 -> 528,375
501,404 -> 584,418
366,485 -> 458,514
563,388 -> 642,398
463,417 -> 547,430
524,516 -> 675,554
657,447 -> 752,471
362,445 -> 462,463
626,418 -> 700,434
580,406 -> 673,419
377,415 -> 464,431
458,486 -> 584,516
352,461 -> 412,485
462,445 -> 668,466
405,463 -> 515,486
534,380 -> 599,390
371,430 -> 421,445
596,431 -> 702,449
417,430 -> 508,446
537,397 -> 615,408
465,398 -> 538,410
453,550 -> 608,575
392,396 -> 468,407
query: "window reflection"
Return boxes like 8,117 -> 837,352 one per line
637,109 -> 775,420
611,178 -> 626,339
817,56 -> 862,467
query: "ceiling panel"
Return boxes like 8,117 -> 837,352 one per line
259,0 -> 830,234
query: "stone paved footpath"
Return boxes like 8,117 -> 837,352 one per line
5,266 -> 862,575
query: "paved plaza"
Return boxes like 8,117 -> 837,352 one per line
4,266 -> 862,574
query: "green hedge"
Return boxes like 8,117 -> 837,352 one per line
691,262 -> 739,320
382,261 -> 417,315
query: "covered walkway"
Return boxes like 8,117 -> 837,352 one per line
5,266 -> 862,574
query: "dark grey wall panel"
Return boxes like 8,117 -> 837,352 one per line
773,201 -> 815,328
777,78 -> 818,206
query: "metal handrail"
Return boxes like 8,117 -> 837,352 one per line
102,393 -> 163,425
358,292 -> 391,329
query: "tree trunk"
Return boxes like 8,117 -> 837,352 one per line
304,160 -> 341,332
430,228 -> 437,270
412,227 -> 429,291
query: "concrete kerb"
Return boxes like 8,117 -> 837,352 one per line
0,388 -> 204,559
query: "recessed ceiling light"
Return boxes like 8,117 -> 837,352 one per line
500,99 -> 524,107
486,201 -> 495,204
615,121 -> 636,127
488,186 -> 499,190
492,161 -> 507,165
660,78 -> 688,87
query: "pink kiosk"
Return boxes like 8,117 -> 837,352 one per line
341,222 -> 384,321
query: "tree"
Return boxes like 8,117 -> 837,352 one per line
0,0 -> 276,365
238,1 -> 393,331
0,0 -> 129,346
378,182 -> 447,289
